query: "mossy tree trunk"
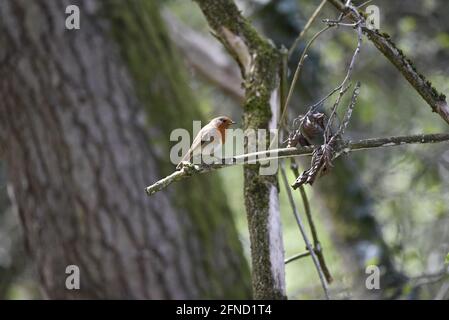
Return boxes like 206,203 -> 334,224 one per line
194,0 -> 286,299
0,0 -> 250,299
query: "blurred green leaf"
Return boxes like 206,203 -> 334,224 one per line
436,33 -> 449,48
399,17 -> 417,33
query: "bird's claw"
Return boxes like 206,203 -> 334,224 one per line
176,161 -> 192,170
177,162 -> 202,175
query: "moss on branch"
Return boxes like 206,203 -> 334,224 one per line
194,0 -> 286,300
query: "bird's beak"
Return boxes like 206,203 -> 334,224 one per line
230,120 -> 236,125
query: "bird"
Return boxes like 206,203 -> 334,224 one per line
176,116 -> 236,170
298,112 -> 328,146
287,112 -> 328,148
290,112 -> 334,189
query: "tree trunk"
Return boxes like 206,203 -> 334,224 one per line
0,0 -> 250,299
194,0 -> 286,299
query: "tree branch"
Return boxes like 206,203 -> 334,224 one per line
288,0 -> 328,57
145,132 -> 449,195
327,0 -> 449,125
162,10 -> 244,102
285,251 -> 311,264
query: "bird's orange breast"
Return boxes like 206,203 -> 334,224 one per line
217,125 -> 226,144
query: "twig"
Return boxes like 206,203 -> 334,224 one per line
327,81 -> 361,147
335,81 -> 361,137
145,133 -> 449,195
356,0 -> 373,9
269,25 -> 331,149
291,159 -> 333,283
280,161 -> 331,299
323,17 -> 363,141
412,272 -> 447,289
285,251 -> 311,264
327,0 -> 449,125
163,10 -> 244,102
288,0 -> 328,57
410,269 -> 448,281
281,26 -> 333,127
298,4 -> 362,120
333,133 -> 449,158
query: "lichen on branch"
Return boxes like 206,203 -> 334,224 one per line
194,0 -> 286,300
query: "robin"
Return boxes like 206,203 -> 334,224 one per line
176,116 -> 236,170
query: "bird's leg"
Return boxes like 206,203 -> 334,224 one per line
176,161 -> 198,172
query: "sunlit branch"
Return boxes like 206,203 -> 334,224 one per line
145,133 -> 449,196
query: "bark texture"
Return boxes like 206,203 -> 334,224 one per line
0,0 -> 250,299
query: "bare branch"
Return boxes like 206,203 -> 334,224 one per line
335,81 -> 361,137
288,0 -> 328,57
327,0 -> 449,125
285,251 -> 311,264
163,10 -> 244,102
280,26 -> 333,131
291,159 -> 333,284
145,133 -> 449,195
280,162 -> 331,299
324,19 -> 363,141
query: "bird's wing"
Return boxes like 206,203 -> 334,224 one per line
199,127 -> 219,147
180,125 -> 218,163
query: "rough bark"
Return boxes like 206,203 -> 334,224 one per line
0,0 -> 250,299
194,0 -> 286,299
0,162 -> 28,298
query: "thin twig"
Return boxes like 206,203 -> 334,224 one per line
283,26 -> 333,125
288,0 -> 328,57
285,251 -> 311,264
324,19 -> 363,141
280,161 -> 331,299
145,133 -> 449,195
163,10 -> 244,102
357,0 -> 373,9
336,81 -> 361,137
327,81 -> 361,146
327,0 -> 449,125
291,158 -> 333,283
299,5 -> 362,119
272,25 -> 334,150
